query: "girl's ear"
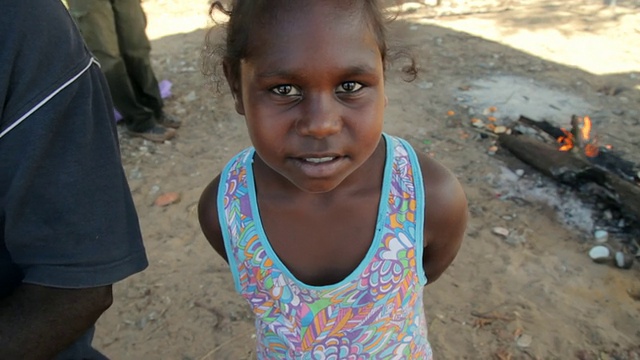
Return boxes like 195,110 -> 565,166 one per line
223,60 -> 245,115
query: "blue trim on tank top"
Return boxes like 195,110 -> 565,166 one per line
397,137 -> 428,286
243,133 -> 395,291
217,150 -> 252,293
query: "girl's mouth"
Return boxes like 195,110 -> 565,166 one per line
290,155 -> 345,178
304,157 -> 336,164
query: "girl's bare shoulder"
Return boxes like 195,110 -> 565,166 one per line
198,175 -> 227,262
416,151 -> 466,213
416,150 -> 468,243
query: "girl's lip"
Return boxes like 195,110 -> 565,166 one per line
294,152 -> 342,160
290,155 -> 346,178
304,156 -> 336,163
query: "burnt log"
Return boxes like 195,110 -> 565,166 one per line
498,133 -> 640,224
516,115 -> 638,181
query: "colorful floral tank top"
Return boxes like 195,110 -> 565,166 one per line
217,134 -> 432,359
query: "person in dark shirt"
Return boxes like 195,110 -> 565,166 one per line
0,0 -> 148,358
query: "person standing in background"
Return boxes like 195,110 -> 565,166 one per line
1,0 -> 148,358
68,0 -> 181,143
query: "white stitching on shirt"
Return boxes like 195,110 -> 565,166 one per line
0,57 -> 99,140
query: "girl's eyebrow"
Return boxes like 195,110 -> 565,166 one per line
256,64 -> 379,79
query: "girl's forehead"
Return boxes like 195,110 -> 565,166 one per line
246,2 -> 374,59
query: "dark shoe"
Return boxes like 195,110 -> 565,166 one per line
128,124 -> 176,143
157,112 -> 182,129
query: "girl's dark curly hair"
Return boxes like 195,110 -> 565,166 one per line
201,0 -> 416,90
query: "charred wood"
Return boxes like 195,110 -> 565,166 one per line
498,133 -> 640,224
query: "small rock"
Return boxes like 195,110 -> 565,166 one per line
515,169 -> 525,177
594,230 -> 608,243
492,227 -> 509,238
128,167 -> 143,180
493,125 -> 507,134
487,145 -> 498,155
471,118 -> 485,128
589,245 -> 612,263
183,91 -> 197,103
505,233 -> 526,246
154,192 -> 181,207
614,251 -> 634,269
516,334 -> 532,348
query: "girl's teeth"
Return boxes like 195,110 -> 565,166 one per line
305,157 -> 334,163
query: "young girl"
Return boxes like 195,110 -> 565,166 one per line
198,1 -> 468,358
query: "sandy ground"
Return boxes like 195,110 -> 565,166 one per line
94,1 -> 640,359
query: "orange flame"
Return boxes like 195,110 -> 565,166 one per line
557,128 -> 574,151
556,116 -> 599,157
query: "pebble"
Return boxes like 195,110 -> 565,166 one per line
492,227 -> 509,238
516,334 -> 532,348
614,251 -> 634,269
154,192 -> 181,207
515,169 -> 525,177
149,185 -> 161,195
493,125 -> 507,134
594,230 -> 608,243
128,167 -> 143,180
589,245 -> 612,263
183,91 -> 197,102
471,118 -> 485,128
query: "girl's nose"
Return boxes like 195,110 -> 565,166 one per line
295,94 -> 341,138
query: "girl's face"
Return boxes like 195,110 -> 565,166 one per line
229,2 -> 386,193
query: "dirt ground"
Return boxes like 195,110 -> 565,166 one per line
94,1 -> 640,359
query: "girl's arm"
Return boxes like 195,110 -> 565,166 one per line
198,175 -> 228,263
418,152 -> 468,284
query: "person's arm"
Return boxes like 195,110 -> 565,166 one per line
0,285 -> 112,360
0,1 -> 147,358
199,175 -> 228,262
419,152 -> 468,284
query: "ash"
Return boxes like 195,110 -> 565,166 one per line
489,166 -> 596,233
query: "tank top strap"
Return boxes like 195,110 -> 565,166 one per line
217,147 -> 262,293
383,133 -> 427,285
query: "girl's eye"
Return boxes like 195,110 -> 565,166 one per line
271,85 -> 301,96
336,81 -> 363,93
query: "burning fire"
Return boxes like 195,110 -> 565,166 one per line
556,115 -> 599,157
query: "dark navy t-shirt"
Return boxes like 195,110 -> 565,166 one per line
0,0 -> 148,358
